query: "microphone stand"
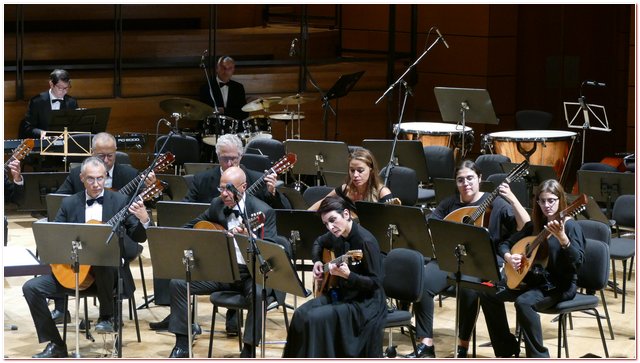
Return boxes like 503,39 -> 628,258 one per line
232,191 -> 270,358
376,35 -> 443,186
577,83 -> 591,166
104,127 -> 177,357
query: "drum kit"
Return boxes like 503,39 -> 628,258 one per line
159,94 -> 314,147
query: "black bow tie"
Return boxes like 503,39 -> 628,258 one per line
223,207 -> 240,218
86,196 -> 104,206
219,82 -> 228,88
52,98 -> 64,103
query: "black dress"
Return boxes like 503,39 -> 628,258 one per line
282,223 -> 387,358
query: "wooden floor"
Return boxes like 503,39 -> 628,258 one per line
3,209 -> 637,359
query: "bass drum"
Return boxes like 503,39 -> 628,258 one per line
201,115 -> 238,146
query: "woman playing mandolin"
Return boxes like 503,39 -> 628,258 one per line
283,196 -> 387,358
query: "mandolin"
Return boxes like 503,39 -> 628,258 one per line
504,194 -> 587,289
193,211 -> 265,234
314,249 -> 364,298
50,180 -> 166,290
444,160 -> 529,226
4,138 -> 34,176
245,153 -> 297,196
114,152 -> 175,195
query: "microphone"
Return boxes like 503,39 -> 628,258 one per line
226,182 -> 240,201
584,80 -> 606,87
200,49 -> 208,69
435,28 -> 450,49
289,38 -> 298,57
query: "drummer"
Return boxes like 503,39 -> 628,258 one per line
199,55 -> 249,122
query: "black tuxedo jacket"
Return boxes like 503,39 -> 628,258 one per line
199,79 -> 249,121
57,163 -> 139,195
19,91 -> 79,139
183,194 -> 277,244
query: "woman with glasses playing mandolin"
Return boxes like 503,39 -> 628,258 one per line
496,179 -> 586,357
283,195 -> 387,358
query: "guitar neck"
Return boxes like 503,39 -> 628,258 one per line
245,167 -> 276,196
323,254 -> 349,273
118,173 -> 145,196
4,155 -> 17,173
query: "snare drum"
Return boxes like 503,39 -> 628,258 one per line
486,130 -> 577,178
397,122 -> 474,150
202,115 -> 238,146
242,115 -> 272,135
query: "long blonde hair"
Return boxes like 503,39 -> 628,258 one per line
343,148 -> 385,202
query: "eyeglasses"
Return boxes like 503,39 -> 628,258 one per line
537,197 -> 559,206
95,153 -> 116,160
217,184 -> 243,193
85,176 -> 105,184
218,155 -> 240,164
456,175 -> 477,185
54,84 -> 71,92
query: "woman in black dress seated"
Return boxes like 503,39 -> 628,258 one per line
283,195 -> 387,358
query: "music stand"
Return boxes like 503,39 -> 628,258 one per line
577,170 -> 634,218
355,201 -> 434,258
564,96 -> 611,165
16,172 -> 69,212
428,218 -> 501,357
45,193 -> 70,221
147,226 -> 240,358
235,235 -> 311,357
321,71 -> 365,140
285,139 -> 349,186
158,174 -> 190,201
434,87 -> 499,159
569,194 -> 611,225
363,139 -> 429,184
501,161 -> 557,205
49,107 -> 111,134
33,221 -> 119,358
276,186 -> 309,210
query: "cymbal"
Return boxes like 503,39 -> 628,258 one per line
241,97 -> 282,112
269,113 -> 305,121
279,94 -> 315,106
159,98 -> 214,120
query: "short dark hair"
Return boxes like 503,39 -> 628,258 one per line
49,69 -> 70,84
455,159 -> 482,179
317,195 -> 350,217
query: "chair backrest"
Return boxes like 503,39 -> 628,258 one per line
580,162 -> 619,172
383,248 -> 424,302
302,186 -> 334,206
423,145 -> 454,181
577,238 -> 610,291
380,165 -> 418,206
115,151 -> 131,166
240,153 -> 271,173
475,154 -> 511,179
576,219 -> 611,246
184,162 -> 217,175
245,138 -> 285,165
612,194 -> 635,229
486,173 -> 530,209
155,134 -> 200,166
515,109 -> 553,130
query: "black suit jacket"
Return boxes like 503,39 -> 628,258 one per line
183,194 -> 277,244
57,163 -> 139,195
19,91 -> 79,139
199,79 -> 249,121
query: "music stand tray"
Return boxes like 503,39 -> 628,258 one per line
275,209 -> 326,262
49,107 -> 111,134
434,87 -> 499,125
16,172 -> 69,212
577,170 -> 634,217
501,162 -> 557,183
285,139 -> 349,184
325,71 -> 365,101
156,201 -> 209,228
363,139 -> 429,184
45,193 -> 70,221
355,201 -> 434,258
276,186 -> 309,210
158,174 -> 190,202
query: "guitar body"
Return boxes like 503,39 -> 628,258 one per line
314,249 -> 337,298
504,235 -> 549,289
444,206 -> 487,226
50,220 -> 102,290
194,220 -> 226,231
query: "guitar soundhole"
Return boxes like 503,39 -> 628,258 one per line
462,216 -> 473,225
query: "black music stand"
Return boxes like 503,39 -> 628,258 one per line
16,172 -> 69,212
235,235 -> 311,357
49,107 -> 111,134
33,221 -> 119,358
501,161 -> 557,206
45,193 -> 70,221
158,174 -> 190,201
434,87 -> 499,159
355,201 -> 434,258
577,170 -> 634,219
147,227 -> 240,358
321,71 -> 365,140
428,218 -> 501,358
285,139 -> 349,186
143,201 -> 209,308
363,139 -> 430,184
276,186 -> 309,210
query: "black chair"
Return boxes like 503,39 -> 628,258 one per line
518,238 -> 610,358
580,162 -> 619,173
475,154 -> 511,179
115,151 -> 131,166
380,166 -> 418,206
423,146 -> 455,183
382,248 -> 424,358
245,138 -> 285,165
240,153 -> 272,173
155,135 -> 200,173
515,110 -> 553,130
609,194 -> 635,314
302,186 -> 333,207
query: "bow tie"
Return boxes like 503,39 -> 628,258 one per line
52,98 -> 64,103
219,82 -> 229,88
86,196 -> 104,206
223,207 -> 240,218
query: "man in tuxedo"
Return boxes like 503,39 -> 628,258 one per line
19,69 -> 79,139
199,56 -> 249,122
22,156 -> 151,358
166,166 -> 276,358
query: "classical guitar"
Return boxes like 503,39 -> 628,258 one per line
314,249 -> 364,298
114,152 -> 175,195
4,138 -> 34,175
444,160 -> 529,226
245,152 -> 297,196
50,180 -> 166,290
504,194 -> 587,289
193,211 -> 266,235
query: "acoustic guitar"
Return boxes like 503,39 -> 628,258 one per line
50,180 -> 166,290
245,152 -> 297,197
4,138 -> 34,175
193,211 -> 265,234
115,152 -> 175,195
314,249 -> 364,298
444,160 -> 529,226
504,194 -> 587,289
